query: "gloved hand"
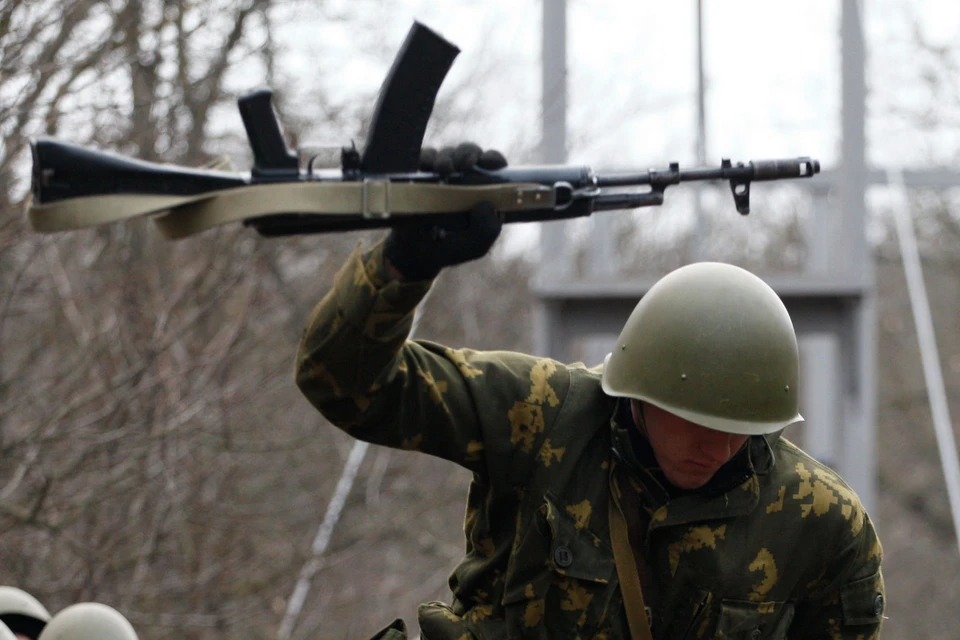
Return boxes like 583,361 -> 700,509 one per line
383,143 -> 507,281
418,142 -> 507,178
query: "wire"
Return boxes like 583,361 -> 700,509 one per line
276,281 -> 436,640
887,168 -> 960,557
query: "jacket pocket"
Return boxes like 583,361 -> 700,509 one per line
502,492 -> 618,638
713,599 -> 795,640
840,571 -> 884,627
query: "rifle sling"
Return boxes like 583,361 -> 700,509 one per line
27,181 -> 555,239
609,493 -> 654,640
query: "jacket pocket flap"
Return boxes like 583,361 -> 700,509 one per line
840,571 -> 885,626
541,491 -> 615,584
716,599 -> 795,639
501,492 -> 615,606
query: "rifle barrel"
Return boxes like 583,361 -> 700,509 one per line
594,157 -> 820,188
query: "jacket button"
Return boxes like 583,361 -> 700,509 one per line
873,593 -> 884,616
554,546 -> 573,567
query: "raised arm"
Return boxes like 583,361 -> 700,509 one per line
295,145 -> 567,477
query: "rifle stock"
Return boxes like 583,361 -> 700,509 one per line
30,138 -> 246,205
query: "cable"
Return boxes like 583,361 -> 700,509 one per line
887,168 -> 960,557
276,282 -> 435,640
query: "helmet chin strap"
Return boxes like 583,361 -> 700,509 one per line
755,432 -> 778,474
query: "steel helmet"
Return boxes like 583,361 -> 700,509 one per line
601,262 -> 803,435
37,604 -> 137,640
0,587 -> 51,640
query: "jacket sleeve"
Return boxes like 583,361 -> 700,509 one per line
788,510 -> 885,640
295,240 -> 572,480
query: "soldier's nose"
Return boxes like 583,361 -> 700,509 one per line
698,430 -> 734,464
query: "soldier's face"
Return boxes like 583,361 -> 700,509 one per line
631,401 -> 749,490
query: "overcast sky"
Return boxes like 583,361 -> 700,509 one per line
251,0 -> 960,260
267,0 -> 960,173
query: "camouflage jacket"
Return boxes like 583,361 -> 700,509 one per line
295,242 -> 884,640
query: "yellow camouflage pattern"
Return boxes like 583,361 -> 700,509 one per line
507,401 -> 544,453
446,347 -> 485,379
537,439 -> 565,467
295,241 -> 885,640
667,524 -> 727,576
765,486 -> 786,514
747,548 -> 778,601
565,500 -> 593,530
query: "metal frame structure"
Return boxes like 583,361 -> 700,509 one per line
534,0 -> 888,509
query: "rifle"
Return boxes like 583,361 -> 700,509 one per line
27,22 -> 821,240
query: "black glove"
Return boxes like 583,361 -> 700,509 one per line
383,143 -> 507,281
418,142 -> 507,178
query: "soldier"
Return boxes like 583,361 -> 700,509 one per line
36,603 -> 138,640
295,145 -> 884,639
0,587 -> 51,640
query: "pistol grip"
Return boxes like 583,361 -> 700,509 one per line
238,89 -> 299,178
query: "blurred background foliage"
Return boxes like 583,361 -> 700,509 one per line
1,1 -> 959,638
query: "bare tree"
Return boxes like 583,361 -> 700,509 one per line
0,2 -> 348,639
0,4 -> 538,639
